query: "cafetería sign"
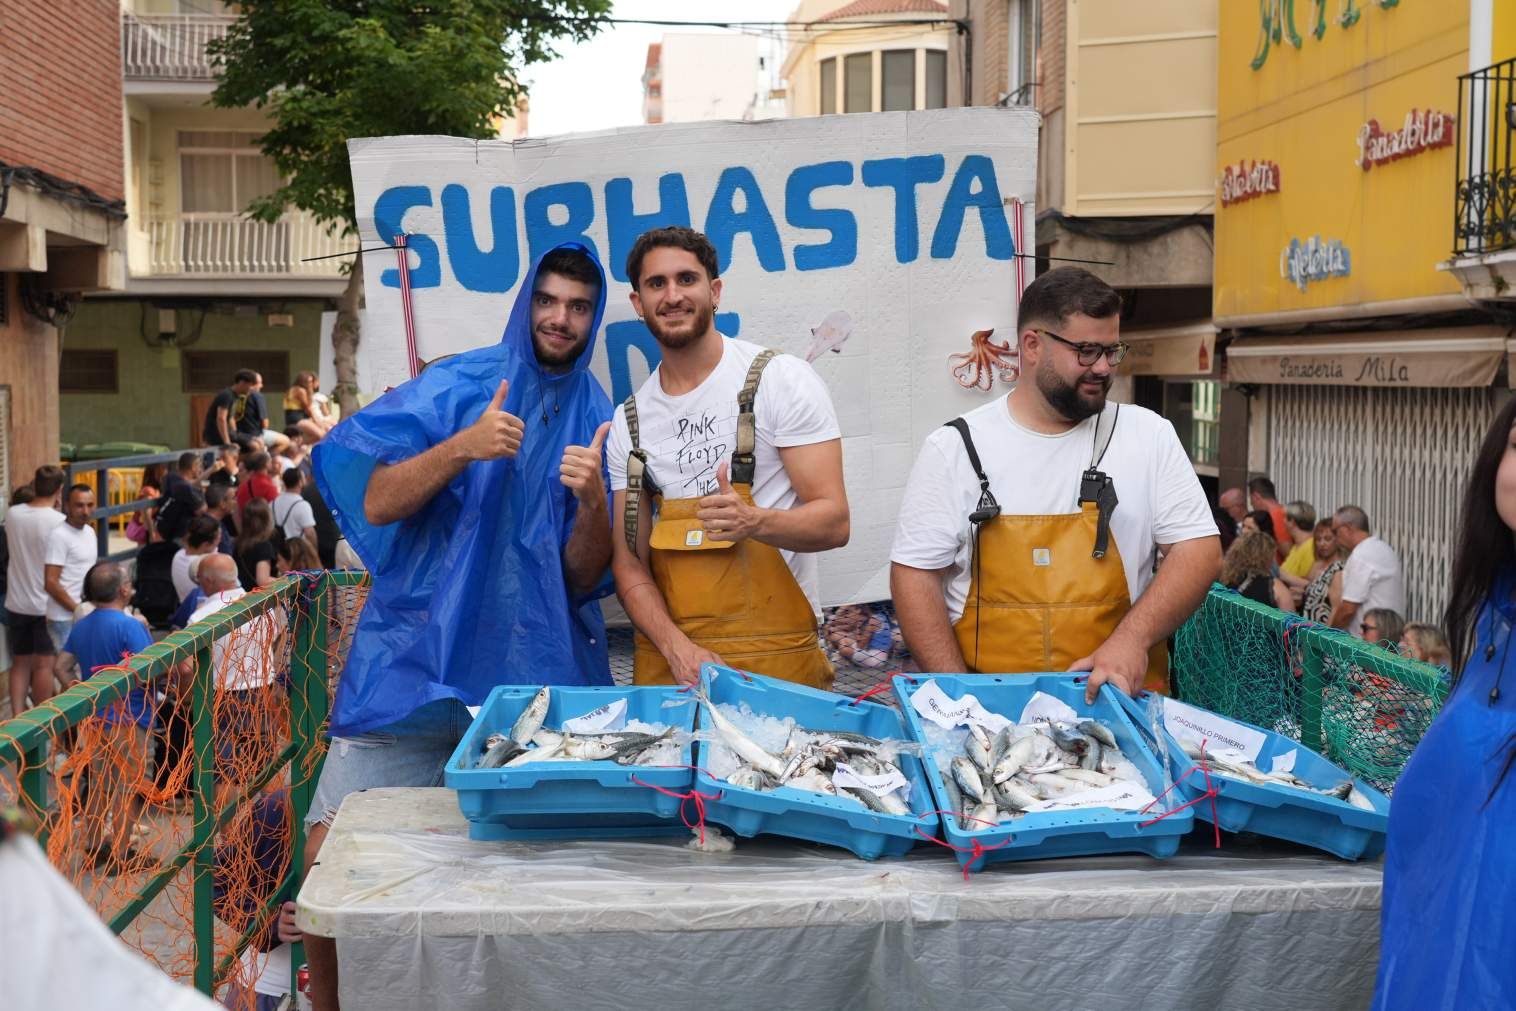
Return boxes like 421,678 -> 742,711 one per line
1280,235 -> 1351,291
1356,109 -> 1454,170
1220,160 -> 1280,206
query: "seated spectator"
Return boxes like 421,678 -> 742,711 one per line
273,470 -> 318,553
1222,530 -> 1292,610
276,536 -> 321,577
155,453 -> 206,543
1240,509 -> 1278,541
235,453 -> 279,523
1360,608 -> 1406,649
235,500 -> 279,591
53,562 -> 154,871
1402,623 -> 1452,668
273,427 -> 308,477
127,464 -> 166,545
204,445 -> 241,489
172,515 -> 223,603
1301,520 -> 1348,624
204,483 -> 237,555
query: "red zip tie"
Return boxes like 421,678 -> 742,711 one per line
851,682 -> 894,705
1140,741 -> 1221,847
912,808 -> 1012,880
629,764 -> 722,845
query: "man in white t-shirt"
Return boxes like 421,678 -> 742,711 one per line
891,267 -> 1222,702
607,226 -> 849,687
1328,505 -> 1406,636
172,515 -> 224,602
5,466 -> 67,714
43,483 -> 100,657
271,468 -> 318,552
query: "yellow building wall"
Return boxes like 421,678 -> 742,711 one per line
1214,0 -> 1467,321
1064,0 -> 1217,216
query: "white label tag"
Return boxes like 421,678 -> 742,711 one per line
1032,547 -> 1052,566
1024,781 -> 1157,813
1018,691 -> 1080,726
465,705 -> 481,720
561,698 -> 628,734
833,761 -> 910,798
1270,749 -> 1297,775
685,530 -> 704,547
910,680 -> 1011,733
1162,698 -> 1268,763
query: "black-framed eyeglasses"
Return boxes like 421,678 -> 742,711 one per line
1037,329 -> 1129,367
1361,623 -> 1379,634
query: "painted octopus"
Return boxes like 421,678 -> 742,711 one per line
949,328 -> 1020,391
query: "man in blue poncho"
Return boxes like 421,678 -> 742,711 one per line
303,243 -> 613,1011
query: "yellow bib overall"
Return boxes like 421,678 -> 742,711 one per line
945,410 -> 1169,693
623,349 -> 834,689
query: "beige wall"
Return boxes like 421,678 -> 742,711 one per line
1064,0 -> 1216,217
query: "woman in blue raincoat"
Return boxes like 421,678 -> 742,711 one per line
1373,398 -> 1516,1008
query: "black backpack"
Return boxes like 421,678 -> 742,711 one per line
132,541 -> 182,629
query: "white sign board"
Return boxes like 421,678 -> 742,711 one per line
346,109 -> 1038,605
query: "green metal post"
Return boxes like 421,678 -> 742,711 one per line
19,741 -> 47,822
1299,630 -> 1326,753
288,571 -> 331,995
191,643 -> 216,995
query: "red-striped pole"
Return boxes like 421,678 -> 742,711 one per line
394,233 -> 421,378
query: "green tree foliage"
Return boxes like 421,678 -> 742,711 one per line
207,1 -> 610,407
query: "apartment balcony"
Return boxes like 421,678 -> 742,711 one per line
128,213 -> 349,297
122,12 -> 233,100
1442,57 -> 1516,299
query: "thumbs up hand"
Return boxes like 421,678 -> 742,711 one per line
461,380 -> 526,461
697,459 -> 762,542
560,421 -> 612,503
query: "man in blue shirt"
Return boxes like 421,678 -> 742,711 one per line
54,561 -> 154,871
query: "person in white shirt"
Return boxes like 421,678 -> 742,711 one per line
607,226 -> 849,688
43,483 -> 99,658
1328,505 -> 1407,637
272,468 -> 318,552
890,267 -> 1222,702
5,467 -> 66,714
176,554 -> 286,790
172,515 -> 223,602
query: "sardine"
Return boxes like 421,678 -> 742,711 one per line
1346,784 -> 1376,812
1078,720 -> 1118,749
609,728 -> 674,764
1079,737 -> 1103,772
728,766 -> 771,792
991,736 -> 1037,784
952,756 -> 988,802
693,687 -> 786,779
967,733 -> 993,773
561,735 -> 616,761
1045,721 -> 1089,755
478,736 -> 523,769
1030,773 -> 1081,796
504,736 -> 563,766
842,785 -> 910,816
786,769 -> 838,796
994,778 -> 1040,812
1057,768 -> 1112,787
510,686 -> 552,746
969,800 -> 1000,830
940,763 -> 968,831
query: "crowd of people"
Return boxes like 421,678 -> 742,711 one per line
1214,476 -> 1450,666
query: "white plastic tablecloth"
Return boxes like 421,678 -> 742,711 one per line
298,788 -> 1384,1011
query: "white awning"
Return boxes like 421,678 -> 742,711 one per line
1226,326 -> 1507,388
1119,322 -> 1217,378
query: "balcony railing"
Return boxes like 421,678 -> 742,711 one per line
1454,57 -> 1516,256
143,213 -> 346,277
122,13 -> 234,81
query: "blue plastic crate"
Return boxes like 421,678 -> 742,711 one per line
691,665 -> 936,860
444,684 -> 697,841
1112,691 -> 1389,860
892,673 -> 1194,873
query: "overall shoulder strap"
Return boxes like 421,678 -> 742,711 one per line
945,417 -> 1000,523
622,394 -> 655,554
731,349 -> 778,486
1089,402 -> 1120,470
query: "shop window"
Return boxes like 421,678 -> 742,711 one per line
820,57 -> 836,114
844,52 -> 872,113
882,50 -> 915,111
59,350 -> 120,394
182,351 -> 290,394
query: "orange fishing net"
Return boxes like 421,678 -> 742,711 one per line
0,573 -> 369,1007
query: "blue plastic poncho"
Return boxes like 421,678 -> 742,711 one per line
313,242 -> 614,737
1373,582 -> 1516,1009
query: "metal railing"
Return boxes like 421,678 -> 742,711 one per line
1454,56 -> 1516,256
66,449 -> 201,562
0,569 -> 358,997
143,213 -> 346,278
121,12 -> 235,81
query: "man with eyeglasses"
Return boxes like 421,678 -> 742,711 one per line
890,267 -> 1222,701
